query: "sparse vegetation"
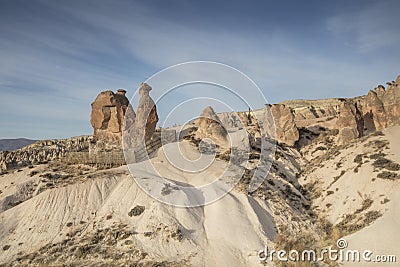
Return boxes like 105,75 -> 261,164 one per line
364,210 -> 382,224
128,205 -> 145,217
355,198 -> 373,214
377,171 -> 400,180
29,170 -> 39,176
353,154 -> 363,163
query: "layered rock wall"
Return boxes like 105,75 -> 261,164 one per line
363,77 -> 400,131
266,104 -> 299,146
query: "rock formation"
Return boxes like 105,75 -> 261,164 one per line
195,106 -> 228,148
0,136 -> 90,170
135,83 -> 159,142
90,89 -> 130,142
336,100 -> 364,144
267,104 -> 299,146
219,112 -> 244,130
363,76 -> 400,131
363,89 -> 386,131
90,84 -> 159,154
279,99 -> 341,121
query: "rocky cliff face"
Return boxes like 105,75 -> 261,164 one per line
336,100 -> 364,145
267,104 -> 299,146
0,136 -> 90,171
280,99 -> 341,121
270,75 -> 400,145
363,77 -> 400,131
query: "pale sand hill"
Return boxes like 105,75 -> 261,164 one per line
300,126 -> 400,266
1,127 -> 399,266
344,127 -> 400,266
0,140 -> 296,266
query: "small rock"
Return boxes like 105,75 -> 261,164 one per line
128,205 -> 145,217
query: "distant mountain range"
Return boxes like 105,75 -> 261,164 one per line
0,138 -> 37,151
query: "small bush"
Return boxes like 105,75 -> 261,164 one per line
353,154 -> 363,163
377,171 -> 400,180
355,198 -> 373,214
364,211 -> 382,224
29,170 -> 39,177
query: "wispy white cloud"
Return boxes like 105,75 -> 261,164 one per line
326,0 -> 400,52
51,0 -> 390,101
0,0 -> 399,138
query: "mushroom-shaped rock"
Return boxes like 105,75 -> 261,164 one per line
90,89 -> 130,142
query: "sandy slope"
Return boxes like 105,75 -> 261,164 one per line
300,126 -> 400,266
0,140 -> 279,266
343,127 -> 400,266
2,127 -> 399,266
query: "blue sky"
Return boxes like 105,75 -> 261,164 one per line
0,0 -> 399,139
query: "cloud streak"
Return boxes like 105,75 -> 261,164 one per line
326,0 -> 400,52
0,0 -> 399,139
